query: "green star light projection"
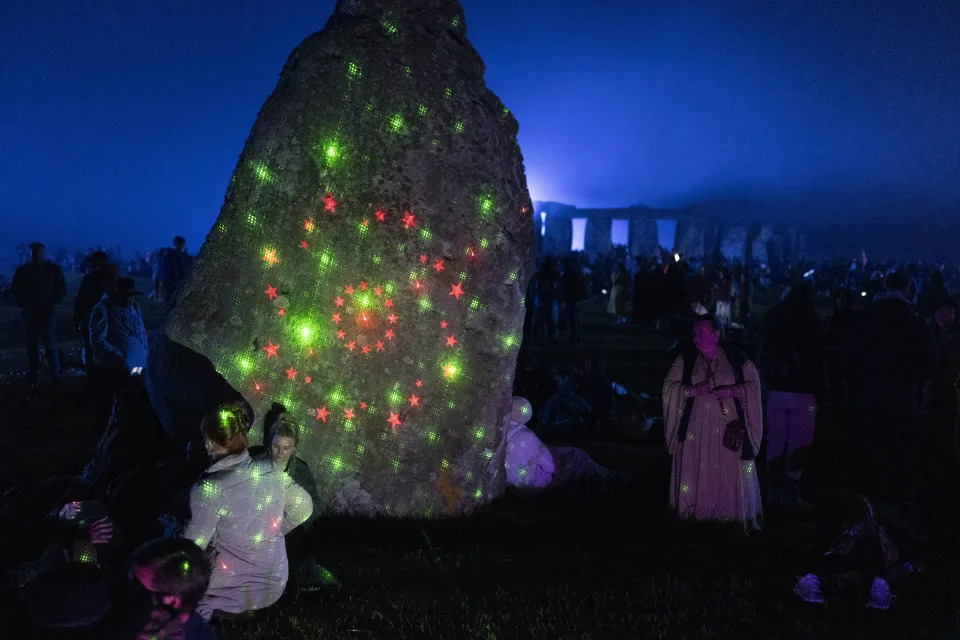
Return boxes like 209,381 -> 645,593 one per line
158,0 -> 535,516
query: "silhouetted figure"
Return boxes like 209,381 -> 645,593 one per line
608,262 -> 630,324
758,284 -> 826,506
155,235 -> 194,305
532,258 -> 560,343
845,271 -> 936,499
11,242 -> 67,383
561,256 -> 587,344
73,251 -> 117,369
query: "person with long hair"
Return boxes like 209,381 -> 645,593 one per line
184,403 -> 312,620
662,314 -> 764,532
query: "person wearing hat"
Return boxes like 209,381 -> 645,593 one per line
10,241 -> 67,383
88,277 -> 149,429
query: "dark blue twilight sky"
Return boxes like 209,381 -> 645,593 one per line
2,0 -> 959,256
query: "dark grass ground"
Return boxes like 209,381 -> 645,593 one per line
1,285 -> 959,639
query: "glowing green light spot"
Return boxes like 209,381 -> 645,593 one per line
427,431 -> 437,443
299,325 -> 312,342
346,60 -> 361,78
181,561 -> 190,573
474,427 -> 484,440
508,270 -> 518,282
503,107 -> 510,115
447,401 -> 455,409
372,255 -> 382,265
252,161 -> 273,183
389,113 -> 404,133
357,444 -> 365,454
393,459 -> 401,472
247,212 -> 259,227
358,221 -> 369,235
459,270 -> 468,281
418,296 -> 432,312
330,455 -> 344,472
478,196 -> 495,217
444,87 -> 453,100
329,387 -> 344,405
357,292 -> 372,308
381,19 -> 398,35
236,356 -> 254,373
388,388 -> 403,406
441,459 -> 449,469
420,227 -> 433,241
252,532 -> 263,545
324,141 -> 341,164
451,16 -> 461,28
319,250 -> 335,271
502,333 -> 518,349
474,488 -> 482,500
479,237 -> 489,249
470,298 -> 480,310
404,66 -> 412,76
385,282 -> 396,295
217,222 -> 227,234
454,121 -> 464,134
418,104 -> 428,116
365,103 -> 373,112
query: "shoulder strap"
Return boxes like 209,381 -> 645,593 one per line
723,345 -> 755,459
676,350 -> 698,442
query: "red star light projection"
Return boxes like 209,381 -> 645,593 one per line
402,211 -> 416,228
286,367 -> 297,380
408,394 -> 420,407
315,406 -> 330,423
449,282 -> 464,300
374,209 -> 386,222
445,335 -> 458,348
344,408 -> 355,420
433,259 -> 445,273
263,341 -> 279,358
387,412 -> 402,429
262,248 -> 279,266
265,285 -> 278,300
323,192 -> 338,212
300,240 -> 309,249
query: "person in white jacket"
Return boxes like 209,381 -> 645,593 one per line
184,403 -> 313,620
503,397 -> 556,488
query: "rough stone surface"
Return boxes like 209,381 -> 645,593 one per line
148,0 -> 535,517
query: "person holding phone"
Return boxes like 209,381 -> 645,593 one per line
88,277 -> 150,428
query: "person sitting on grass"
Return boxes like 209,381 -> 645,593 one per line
250,410 -> 338,596
793,495 -> 916,610
502,396 -> 613,490
183,403 -> 313,620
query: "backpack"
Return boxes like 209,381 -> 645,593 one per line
675,345 -> 754,460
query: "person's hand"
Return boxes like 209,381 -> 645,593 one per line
88,517 -> 114,544
58,501 -> 80,520
689,381 -> 712,397
712,386 -> 740,400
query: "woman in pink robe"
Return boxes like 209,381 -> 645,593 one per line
662,315 -> 764,532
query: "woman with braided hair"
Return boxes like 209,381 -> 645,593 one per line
183,402 -> 313,620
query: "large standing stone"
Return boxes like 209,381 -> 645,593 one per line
148,0 -> 535,516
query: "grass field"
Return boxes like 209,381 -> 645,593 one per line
0,290 -> 958,639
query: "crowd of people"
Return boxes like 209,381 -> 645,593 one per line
4,237 -> 960,629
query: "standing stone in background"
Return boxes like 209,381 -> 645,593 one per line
147,0 -> 535,516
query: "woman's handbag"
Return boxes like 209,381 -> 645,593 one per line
721,416 -> 745,452
704,357 -> 745,453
